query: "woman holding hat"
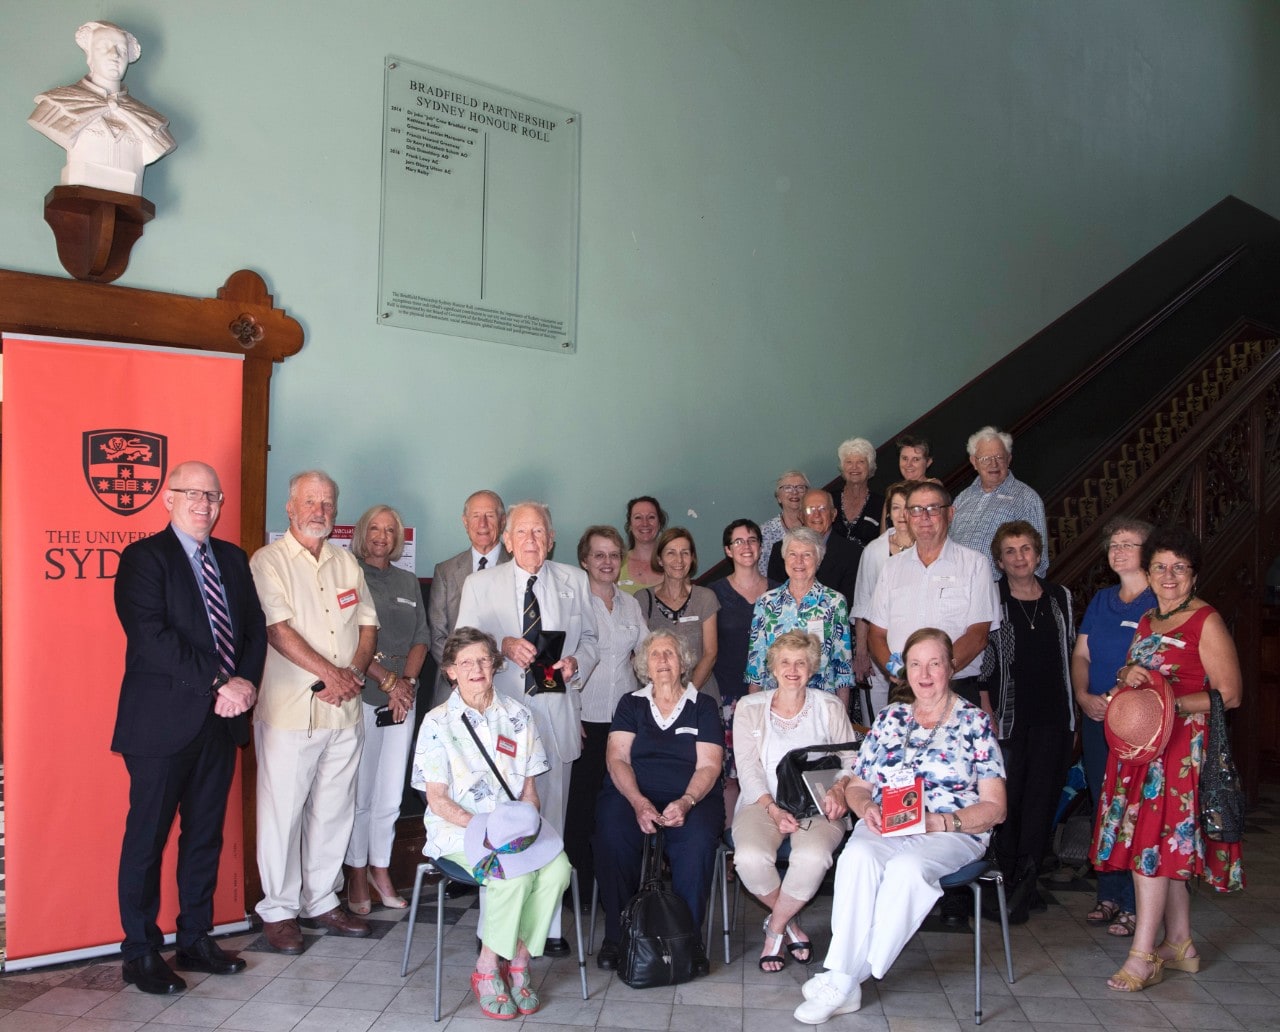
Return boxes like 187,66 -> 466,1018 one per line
1092,526 -> 1243,993
411,627 -> 571,1020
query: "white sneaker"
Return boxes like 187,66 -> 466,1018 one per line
794,973 -> 861,1024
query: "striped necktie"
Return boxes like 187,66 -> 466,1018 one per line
197,543 -> 235,678
522,575 -> 541,692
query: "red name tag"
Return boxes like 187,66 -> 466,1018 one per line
496,735 -> 517,757
337,589 -> 358,609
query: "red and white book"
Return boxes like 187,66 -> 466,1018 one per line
880,773 -> 925,836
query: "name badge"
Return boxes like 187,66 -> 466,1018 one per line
337,589 -> 359,609
678,614 -> 699,623
675,726 -> 698,735
806,618 -> 824,639
1157,635 -> 1187,649
496,735 -> 518,757
1121,620 -> 1139,629
396,596 -> 417,607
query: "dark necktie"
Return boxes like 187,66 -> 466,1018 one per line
478,556 -> 488,570
197,543 -> 235,678
522,575 -> 541,692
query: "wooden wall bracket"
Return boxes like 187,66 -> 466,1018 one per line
42,185 -> 155,284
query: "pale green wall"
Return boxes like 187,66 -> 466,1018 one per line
3,0 -> 1278,566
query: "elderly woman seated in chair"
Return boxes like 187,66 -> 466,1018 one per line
411,626 -> 570,1020
732,629 -> 855,973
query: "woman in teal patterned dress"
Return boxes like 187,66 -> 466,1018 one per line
1092,527 -> 1243,993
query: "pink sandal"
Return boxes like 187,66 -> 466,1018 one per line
471,969 -> 517,1020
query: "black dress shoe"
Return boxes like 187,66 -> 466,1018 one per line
174,935 -> 247,975
596,940 -> 619,971
544,937 -> 571,957
122,952 -> 186,995
445,880 -> 476,899
692,953 -> 711,978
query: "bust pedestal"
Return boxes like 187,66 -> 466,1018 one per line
42,185 -> 154,283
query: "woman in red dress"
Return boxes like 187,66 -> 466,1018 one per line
1092,527 -> 1243,992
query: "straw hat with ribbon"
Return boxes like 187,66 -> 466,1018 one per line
1104,670 -> 1177,766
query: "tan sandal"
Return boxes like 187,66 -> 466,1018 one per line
1107,949 -> 1164,992
1159,938 -> 1201,973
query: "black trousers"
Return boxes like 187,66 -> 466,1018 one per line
995,722 -> 1073,883
119,710 -> 237,960
564,721 -> 611,890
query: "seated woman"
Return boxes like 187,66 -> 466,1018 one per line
593,630 -> 725,972
733,630 -> 854,973
794,628 -> 1006,1025
411,627 -> 571,1020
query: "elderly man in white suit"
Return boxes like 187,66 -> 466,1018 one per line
456,500 -> 598,952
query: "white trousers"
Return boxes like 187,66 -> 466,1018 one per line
824,821 -> 984,982
255,721 -> 362,922
345,702 -> 414,868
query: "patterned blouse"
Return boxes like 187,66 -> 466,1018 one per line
411,690 -> 549,857
745,581 -> 852,693
850,697 -> 1005,843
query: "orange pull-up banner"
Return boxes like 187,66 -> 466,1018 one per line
2,336 -> 245,967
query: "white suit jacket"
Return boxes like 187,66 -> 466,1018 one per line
427,546 -> 509,707
456,559 -> 599,763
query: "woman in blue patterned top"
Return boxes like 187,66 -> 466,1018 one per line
794,628 -> 1006,1025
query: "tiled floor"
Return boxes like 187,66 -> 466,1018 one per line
2,789 -> 1279,1032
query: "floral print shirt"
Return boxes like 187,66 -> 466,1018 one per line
746,581 -> 852,693
851,698 -> 1005,842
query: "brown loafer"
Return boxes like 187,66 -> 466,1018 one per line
262,918 -> 305,955
300,905 -> 371,938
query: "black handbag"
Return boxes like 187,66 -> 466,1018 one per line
617,830 -> 705,988
774,741 -> 861,820
1199,688 -> 1245,843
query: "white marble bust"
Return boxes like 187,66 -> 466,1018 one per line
28,21 -> 176,195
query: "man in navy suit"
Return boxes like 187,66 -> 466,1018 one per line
112,461 -> 267,994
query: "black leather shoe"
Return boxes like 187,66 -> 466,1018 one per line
445,880 -> 476,899
692,953 -> 711,978
174,935 -> 247,975
122,952 -> 186,995
544,937 -> 571,957
596,940 -> 619,971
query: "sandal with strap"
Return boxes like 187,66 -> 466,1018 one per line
1159,938 -> 1201,973
1107,910 -> 1137,937
1107,949 -> 1164,992
471,969 -> 518,1020
784,920 -> 813,964
1085,900 -> 1120,926
759,918 -> 787,973
506,965 -> 541,1015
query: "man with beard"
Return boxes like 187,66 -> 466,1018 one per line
250,471 -> 378,952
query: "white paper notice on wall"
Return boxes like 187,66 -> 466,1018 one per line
379,57 -> 581,354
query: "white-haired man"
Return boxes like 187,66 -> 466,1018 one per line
456,501 -> 598,953
949,426 -> 1048,578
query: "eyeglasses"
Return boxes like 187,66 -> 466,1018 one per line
729,537 -> 760,549
1108,541 -> 1141,552
804,505 -> 830,516
976,455 -> 1007,468
778,484 -> 807,494
169,488 -> 224,503
907,504 -> 945,519
589,551 -> 622,562
453,658 -> 494,672
1150,562 -> 1193,577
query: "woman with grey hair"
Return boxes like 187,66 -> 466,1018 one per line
746,528 -> 854,708
832,437 -> 884,547
758,470 -> 810,575
591,630 -> 724,972
344,504 -> 428,914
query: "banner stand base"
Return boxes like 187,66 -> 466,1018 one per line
2,917 -> 253,973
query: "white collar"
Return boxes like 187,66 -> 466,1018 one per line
636,682 -> 698,730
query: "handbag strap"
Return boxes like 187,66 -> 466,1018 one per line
462,712 -> 517,801
640,828 -> 665,886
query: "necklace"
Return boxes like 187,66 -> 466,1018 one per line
1015,596 -> 1040,630
905,695 -> 956,770
1153,594 -> 1195,620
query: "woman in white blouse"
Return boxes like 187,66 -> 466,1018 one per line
732,630 -> 854,972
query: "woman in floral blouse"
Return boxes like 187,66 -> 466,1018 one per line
794,627 -> 1006,1025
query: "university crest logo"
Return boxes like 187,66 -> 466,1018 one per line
83,430 -> 167,516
